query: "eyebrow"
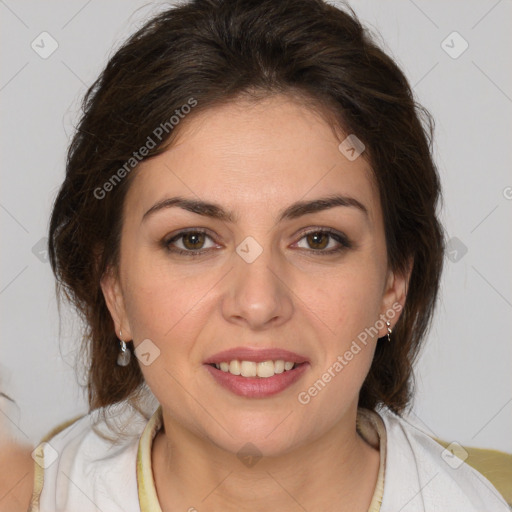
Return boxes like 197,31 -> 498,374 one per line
141,194 -> 368,224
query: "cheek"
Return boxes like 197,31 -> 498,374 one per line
293,256 -> 384,404
302,259 -> 385,345
120,265 -> 214,415
123,271 -> 209,343
294,269 -> 382,429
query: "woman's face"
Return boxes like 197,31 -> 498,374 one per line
102,94 -> 407,456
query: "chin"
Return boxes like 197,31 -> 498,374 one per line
204,411 -> 306,458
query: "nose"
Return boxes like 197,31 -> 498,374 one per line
221,244 -> 294,330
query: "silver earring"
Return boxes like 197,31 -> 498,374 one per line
386,320 -> 392,343
117,330 -> 131,366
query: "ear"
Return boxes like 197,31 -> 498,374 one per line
100,266 -> 133,341
378,257 -> 413,336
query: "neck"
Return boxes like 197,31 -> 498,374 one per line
152,406 -> 380,512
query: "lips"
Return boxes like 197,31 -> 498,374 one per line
203,346 -> 310,398
204,362 -> 308,398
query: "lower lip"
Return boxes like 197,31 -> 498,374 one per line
204,363 -> 309,398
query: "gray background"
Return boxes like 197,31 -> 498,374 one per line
1,0 -> 511,452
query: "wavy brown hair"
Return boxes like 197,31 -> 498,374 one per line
49,0 -> 444,420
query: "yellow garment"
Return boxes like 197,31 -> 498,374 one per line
434,438 -> 512,507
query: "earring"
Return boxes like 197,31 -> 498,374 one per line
117,330 -> 131,366
386,320 -> 392,343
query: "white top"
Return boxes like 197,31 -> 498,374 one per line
28,402 -> 509,512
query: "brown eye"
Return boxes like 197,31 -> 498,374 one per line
164,229 -> 217,255
295,229 -> 352,254
305,232 -> 329,250
182,232 -> 206,250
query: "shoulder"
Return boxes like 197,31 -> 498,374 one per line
0,393 -> 34,512
377,407 -> 510,512
28,402 -> 151,512
0,442 -> 34,512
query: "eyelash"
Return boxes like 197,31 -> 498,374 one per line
162,227 -> 352,257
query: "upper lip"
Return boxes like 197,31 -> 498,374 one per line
203,347 -> 309,365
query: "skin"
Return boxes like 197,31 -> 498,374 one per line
0,439 -> 34,512
102,94 -> 410,511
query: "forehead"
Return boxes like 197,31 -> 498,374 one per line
124,95 -> 380,225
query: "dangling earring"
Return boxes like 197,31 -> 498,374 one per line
117,330 -> 131,366
386,320 -> 392,342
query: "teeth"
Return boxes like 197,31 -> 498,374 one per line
229,360 -> 241,375
241,361 -> 257,377
274,360 -> 285,374
257,361 -> 274,378
213,359 -> 298,378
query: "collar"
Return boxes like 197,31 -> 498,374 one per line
137,405 -> 164,512
136,405 -> 386,511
